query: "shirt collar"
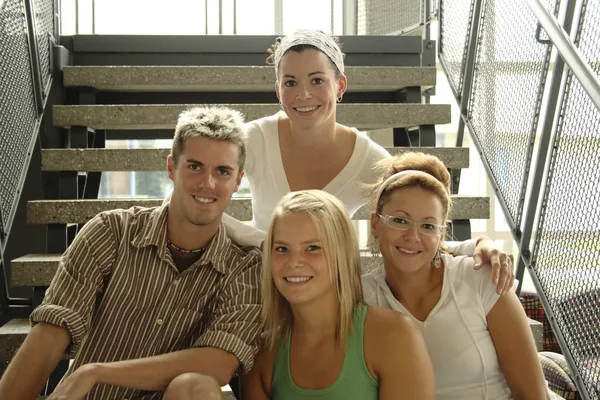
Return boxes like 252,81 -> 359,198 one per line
131,202 -> 169,250
199,224 -> 231,275
131,203 -> 231,275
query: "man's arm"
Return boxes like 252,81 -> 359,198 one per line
48,346 -> 238,399
0,323 -> 70,399
191,250 -> 263,376
0,214 -> 115,399
50,248 -> 264,398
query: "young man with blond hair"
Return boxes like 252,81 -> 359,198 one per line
0,107 -> 262,399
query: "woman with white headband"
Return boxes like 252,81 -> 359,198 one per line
239,29 -> 514,294
363,152 -> 557,400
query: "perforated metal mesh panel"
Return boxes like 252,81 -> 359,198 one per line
0,0 -> 38,237
33,0 -> 54,91
357,0 -> 422,35
438,0 -> 474,97
532,0 -> 600,397
467,0 -> 559,228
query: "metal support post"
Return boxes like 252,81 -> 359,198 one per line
24,0 -> 44,115
515,0 -> 577,295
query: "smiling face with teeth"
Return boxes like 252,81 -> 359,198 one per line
275,49 -> 346,130
270,212 -> 336,307
168,136 -> 243,234
372,187 -> 445,276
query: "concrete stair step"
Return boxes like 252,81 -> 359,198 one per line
27,196 -> 489,225
11,254 -> 61,287
41,147 -> 469,171
9,253 -> 516,289
11,251 -> 379,288
53,104 -> 451,130
63,66 -> 437,93
0,319 -> 30,361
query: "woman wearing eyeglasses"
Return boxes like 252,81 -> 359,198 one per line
362,152 -> 554,400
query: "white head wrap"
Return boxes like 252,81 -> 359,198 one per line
273,29 -> 345,76
375,170 -> 435,206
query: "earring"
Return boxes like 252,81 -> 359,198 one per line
337,95 -> 343,103
368,238 -> 382,272
371,238 -> 380,258
434,249 -> 442,268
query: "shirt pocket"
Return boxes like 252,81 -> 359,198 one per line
172,268 -> 223,312
160,307 -> 208,350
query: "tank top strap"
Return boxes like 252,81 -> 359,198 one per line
346,303 -> 371,380
272,332 -> 291,387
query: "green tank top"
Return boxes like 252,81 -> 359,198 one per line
271,304 -> 379,399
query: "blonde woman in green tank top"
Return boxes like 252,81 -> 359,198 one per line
243,190 -> 435,400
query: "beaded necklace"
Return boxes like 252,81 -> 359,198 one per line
167,240 -> 206,254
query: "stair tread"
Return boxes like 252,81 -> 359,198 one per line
41,147 -> 469,171
0,319 -> 30,360
63,65 -> 436,93
53,103 -> 451,130
27,196 -> 489,225
0,318 -> 30,334
11,252 -> 379,287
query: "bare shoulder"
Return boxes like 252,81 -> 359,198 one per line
363,306 -> 425,379
251,345 -> 275,375
246,345 -> 276,393
365,306 -> 421,341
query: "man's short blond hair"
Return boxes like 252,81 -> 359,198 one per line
171,107 -> 248,170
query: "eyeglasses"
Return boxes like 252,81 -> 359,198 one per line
378,214 -> 445,236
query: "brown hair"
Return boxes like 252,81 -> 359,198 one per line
373,152 -> 453,221
265,37 -> 345,80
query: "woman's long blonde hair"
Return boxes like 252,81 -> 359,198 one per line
261,190 -> 363,351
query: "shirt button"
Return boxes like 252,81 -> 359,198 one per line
173,278 -> 180,286
156,318 -> 163,326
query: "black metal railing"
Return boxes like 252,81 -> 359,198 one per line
0,0 -> 57,323
438,0 -> 600,397
357,0 -> 437,36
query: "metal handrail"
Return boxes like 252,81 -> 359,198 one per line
524,0 -> 600,112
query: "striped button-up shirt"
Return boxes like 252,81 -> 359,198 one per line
30,203 -> 263,399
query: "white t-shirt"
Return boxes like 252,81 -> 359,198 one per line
362,254 -> 512,400
244,112 -> 391,231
